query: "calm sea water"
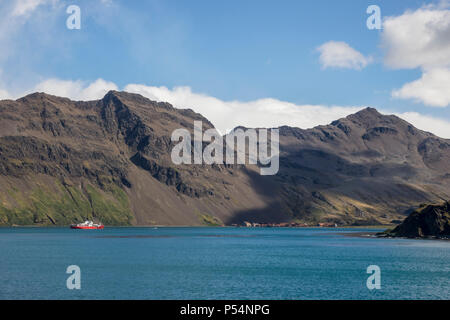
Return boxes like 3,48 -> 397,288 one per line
0,227 -> 449,300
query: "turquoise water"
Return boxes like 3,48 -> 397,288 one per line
0,227 -> 449,300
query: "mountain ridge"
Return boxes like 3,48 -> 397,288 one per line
1,91 -> 449,226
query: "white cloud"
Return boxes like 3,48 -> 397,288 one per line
33,78 -> 118,101
383,4 -> 450,107
382,6 -> 450,70
0,89 -> 12,100
394,111 -> 450,139
392,68 -> 450,107
124,84 -> 364,134
124,83 -> 450,138
317,41 -> 372,70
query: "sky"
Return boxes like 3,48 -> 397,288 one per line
0,0 -> 450,136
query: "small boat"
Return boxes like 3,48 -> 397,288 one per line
70,220 -> 104,230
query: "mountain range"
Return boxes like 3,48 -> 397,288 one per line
1,91 -> 450,226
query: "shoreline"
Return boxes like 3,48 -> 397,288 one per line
0,224 -> 393,229
3,225 -> 449,241
340,231 -> 450,241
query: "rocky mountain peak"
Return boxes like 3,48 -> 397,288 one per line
340,107 -> 403,129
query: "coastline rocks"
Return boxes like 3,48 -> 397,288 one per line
382,202 -> 450,239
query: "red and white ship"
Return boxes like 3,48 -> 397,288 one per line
70,220 -> 104,230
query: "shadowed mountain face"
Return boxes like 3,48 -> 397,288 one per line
0,91 -> 449,226
271,108 -> 450,225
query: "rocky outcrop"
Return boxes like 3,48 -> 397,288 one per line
382,202 -> 450,239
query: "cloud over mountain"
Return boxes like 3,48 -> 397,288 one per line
317,41 -> 372,70
5,77 -> 450,138
392,68 -> 450,107
384,4 -> 450,107
33,78 -> 118,101
124,84 -> 364,134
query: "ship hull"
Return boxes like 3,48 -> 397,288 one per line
70,225 -> 104,230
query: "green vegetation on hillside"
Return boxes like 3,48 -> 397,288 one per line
198,213 -> 223,226
0,180 -> 133,226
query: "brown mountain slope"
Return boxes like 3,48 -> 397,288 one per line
0,91 -> 283,226
0,91 -> 449,226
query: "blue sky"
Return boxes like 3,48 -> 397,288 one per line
1,0 -> 450,136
